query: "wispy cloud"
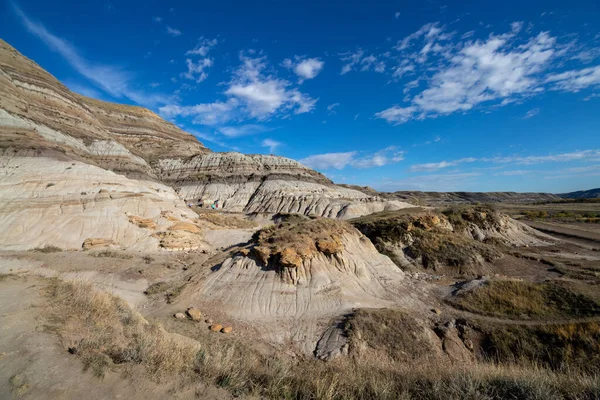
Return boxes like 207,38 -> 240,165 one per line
219,124 -> 269,138
522,108 -> 540,119
339,49 -> 386,74
377,172 -> 482,191
300,146 -> 404,170
12,2 -> 168,107
166,26 -> 182,37
409,149 -> 600,172
186,37 -> 218,56
327,102 -> 340,114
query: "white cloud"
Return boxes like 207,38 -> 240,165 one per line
339,49 -> 364,74
282,56 -> 324,82
378,172 -> 481,191
225,54 -> 317,119
300,147 -> 404,170
181,58 -> 213,83
261,138 -> 281,153
300,152 -> 357,170
409,150 -> 600,172
395,12 -> 401,19
410,157 -> 477,172
219,124 -> 268,138
339,49 -> 386,74
12,4 -> 168,107
152,16 -> 163,23
522,108 -> 540,119
160,53 -> 316,125
378,23 -> 563,123
186,37 -> 218,56
327,102 -> 340,114
375,106 -> 417,124
158,99 -> 238,125
546,65 -> 600,92
166,26 -> 182,36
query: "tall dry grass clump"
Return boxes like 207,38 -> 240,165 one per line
44,279 -> 198,380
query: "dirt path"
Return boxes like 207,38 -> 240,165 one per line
523,220 -> 600,249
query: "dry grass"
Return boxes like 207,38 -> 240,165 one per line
193,210 -> 258,229
87,250 -> 134,259
42,278 -> 600,399
8,373 -> 30,397
345,309 -> 437,363
44,279 -> 197,380
452,280 -> 600,320
482,322 -> 600,374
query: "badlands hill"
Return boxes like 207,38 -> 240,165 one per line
338,185 -> 563,205
0,39 -> 409,250
559,188 -> 600,199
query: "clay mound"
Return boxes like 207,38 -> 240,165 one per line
0,156 -> 206,251
184,218 -> 413,354
351,206 -> 554,275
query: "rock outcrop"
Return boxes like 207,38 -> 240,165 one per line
158,152 -> 412,218
0,155 -> 204,251
351,206 -> 554,275
0,38 -> 412,234
184,219 -> 416,354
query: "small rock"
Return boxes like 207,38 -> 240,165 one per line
432,308 -> 442,315
68,347 -> 78,355
464,339 -> 474,351
210,324 -> 223,332
174,312 -> 186,319
221,326 -> 233,334
186,307 -> 202,321
205,318 -> 213,324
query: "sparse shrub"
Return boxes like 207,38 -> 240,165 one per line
88,250 -> 133,259
33,245 -> 62,253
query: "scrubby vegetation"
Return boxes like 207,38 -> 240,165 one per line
451,280 -> 600,320
193,210 -> 258,229
144,281 -> 186,304
33,245 -> 63,253
345,309 -> 436,362
44,279 -> 600,399
482,322 -> 600,374
351,207 -> 503,275
87,250 -> 134,259
250,217 -> 354,268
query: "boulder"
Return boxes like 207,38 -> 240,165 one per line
174,312 -> 186,319
210,324 -> 223,332
186,308 -> 202,321
221,326 -> 233,334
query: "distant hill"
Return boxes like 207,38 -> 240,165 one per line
558,188 -> 600,199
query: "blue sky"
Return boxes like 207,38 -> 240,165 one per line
2,0 -> 599,193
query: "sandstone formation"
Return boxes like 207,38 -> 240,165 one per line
0,155 -> 203,251
158,152 -> 413,218
188,220 -> 417,354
